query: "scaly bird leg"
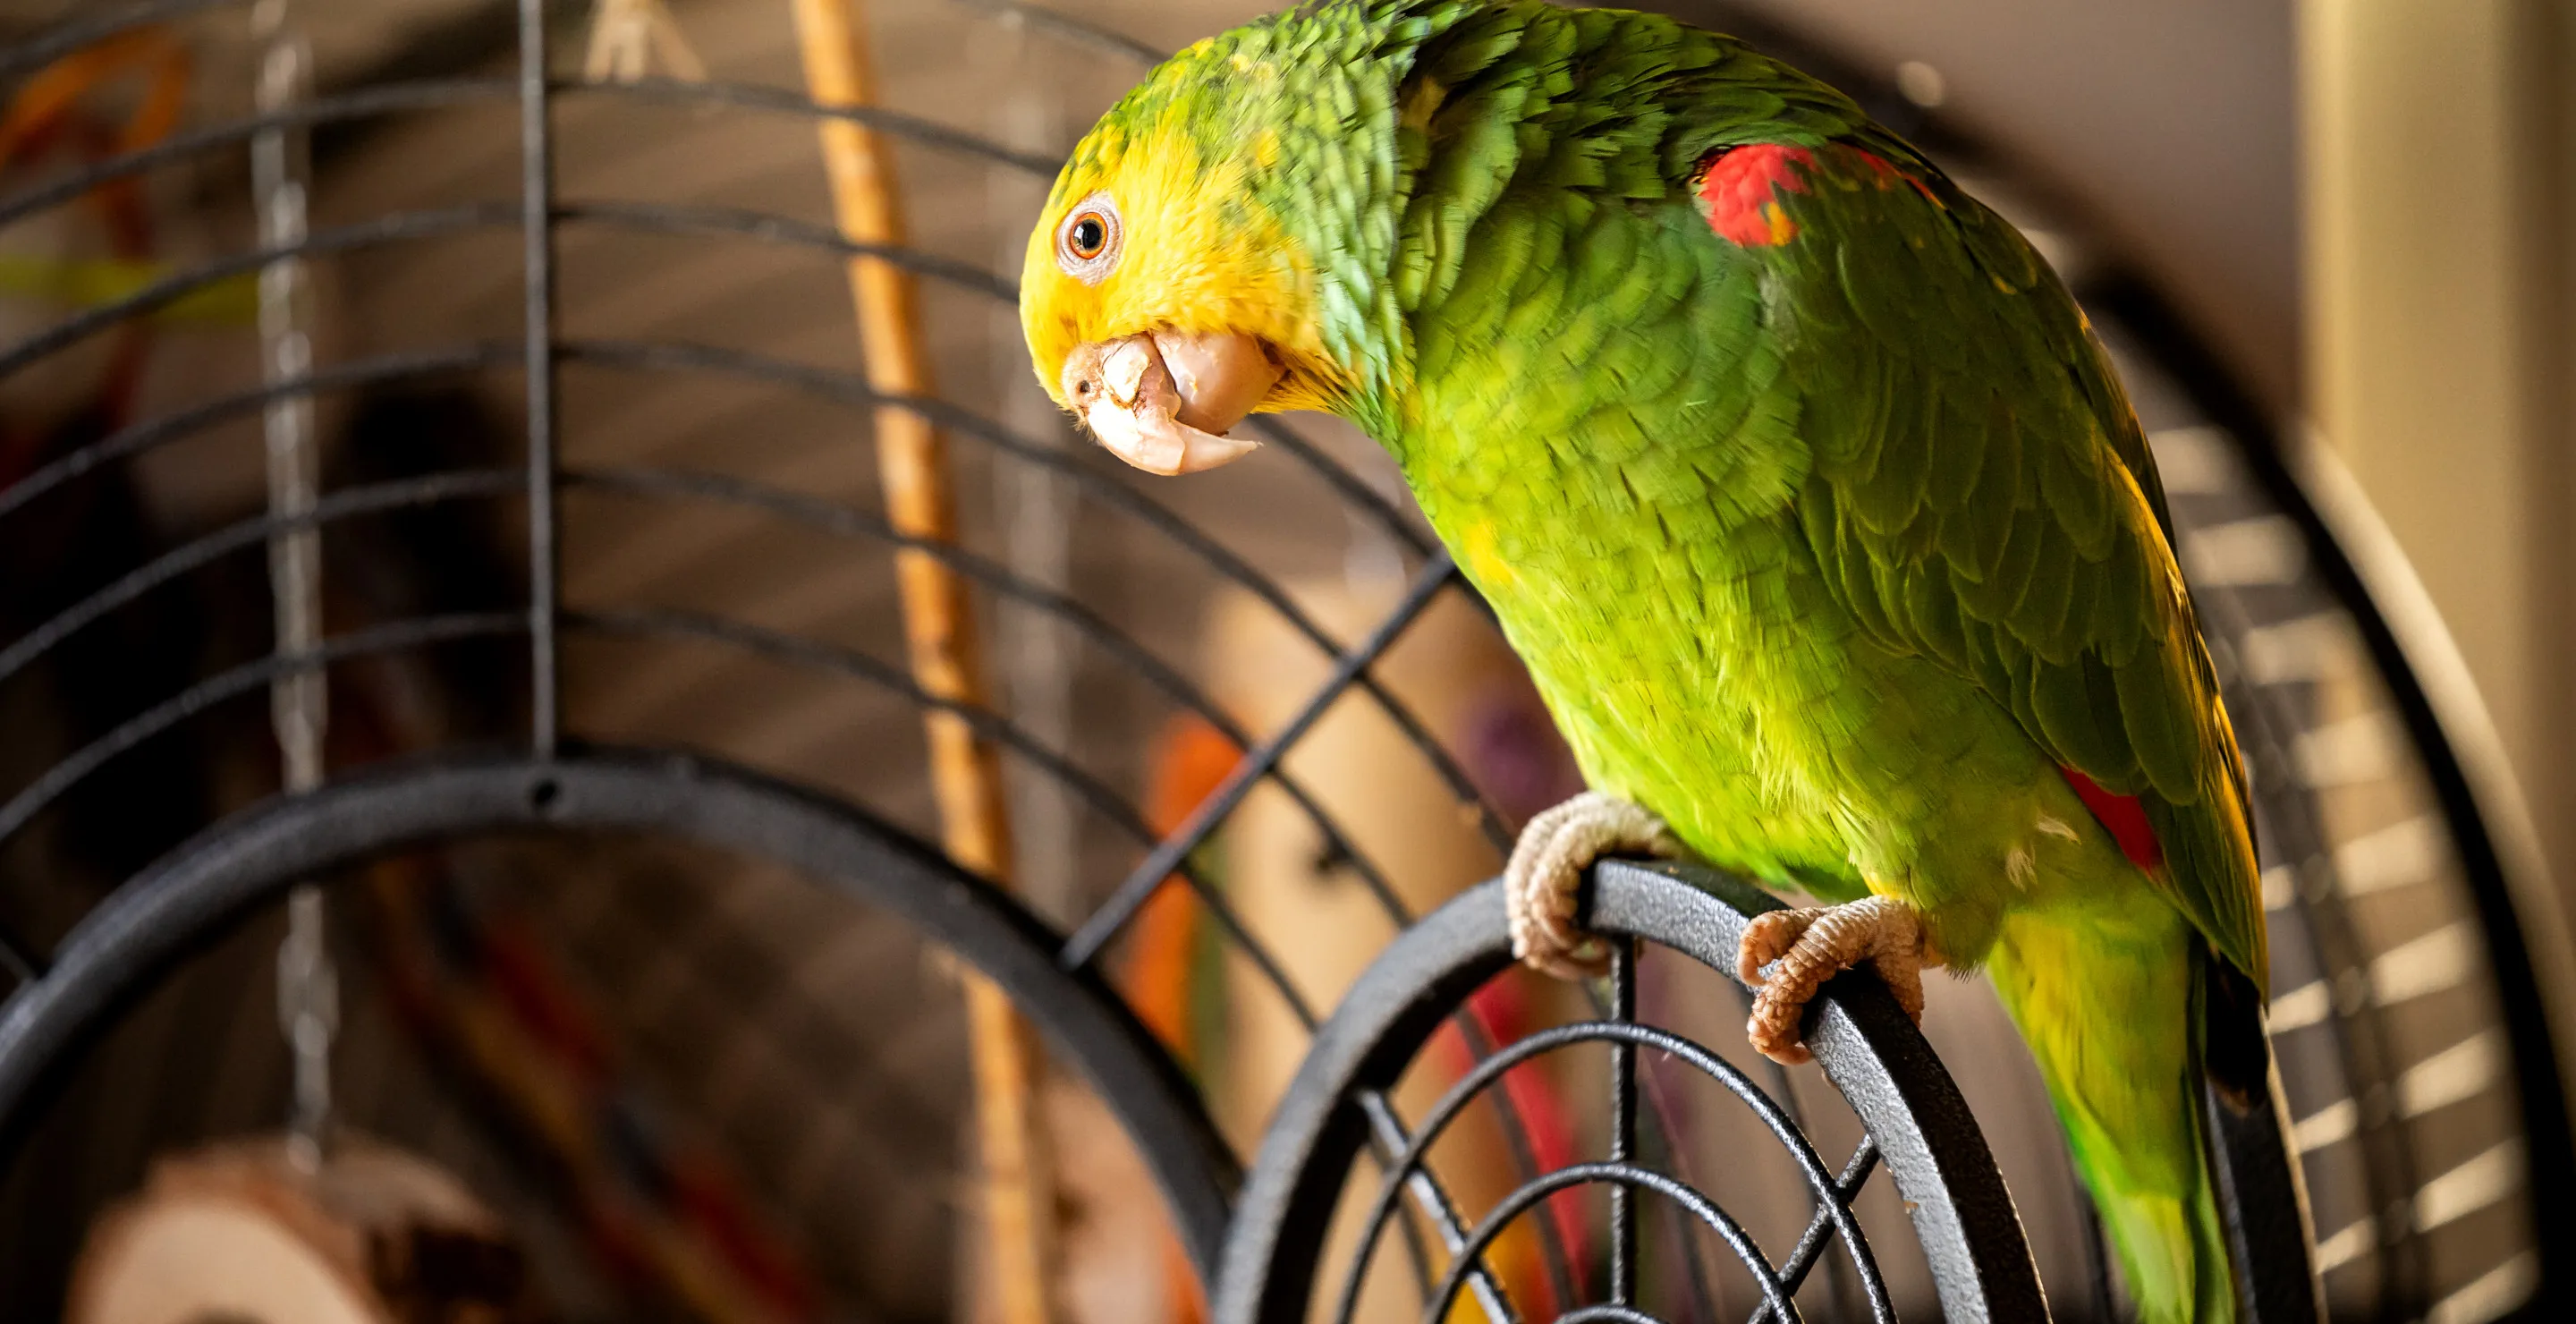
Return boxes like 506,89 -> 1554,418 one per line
1507,791 -> 1686,980
1738,895 -> 1935,1065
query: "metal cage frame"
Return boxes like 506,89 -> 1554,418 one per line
1218,860 -> 2055,1324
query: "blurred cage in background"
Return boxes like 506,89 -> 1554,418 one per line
0,1 -> 2565,1322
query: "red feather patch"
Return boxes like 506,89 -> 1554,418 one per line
1694,144 -> 1814,246
2059,766 -> 2165,871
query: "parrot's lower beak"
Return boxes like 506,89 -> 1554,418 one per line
1062,330 -> 1282,476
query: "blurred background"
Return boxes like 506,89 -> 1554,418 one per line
0,1 -> 2566,1322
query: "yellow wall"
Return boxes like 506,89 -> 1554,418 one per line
2300,0 -> 2576,893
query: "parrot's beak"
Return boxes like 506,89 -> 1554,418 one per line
1061,330 -> 1282,476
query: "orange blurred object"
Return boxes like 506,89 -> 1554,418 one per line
1124,713 -> 1241,1324
1126,712 -> 1241,1072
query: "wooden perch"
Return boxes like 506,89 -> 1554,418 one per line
787,3 -> 1057,1321
67,1136 -> 536,1324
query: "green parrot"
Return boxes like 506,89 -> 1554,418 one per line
1019,3 -> 2274,1319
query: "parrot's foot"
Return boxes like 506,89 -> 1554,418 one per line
1506,792 -> 1684,980
1738,896 -> 1936,1065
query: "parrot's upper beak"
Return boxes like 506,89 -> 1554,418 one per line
1061,330 -> 1283,476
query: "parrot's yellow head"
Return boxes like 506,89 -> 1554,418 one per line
1020,14 -> 1425,477
1020,113 -> 1351,476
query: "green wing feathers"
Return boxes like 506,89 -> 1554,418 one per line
1768,145 -> 2267,989
1370,4 -> 2266,990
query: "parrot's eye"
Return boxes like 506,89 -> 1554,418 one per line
1055,191 -> 1122,284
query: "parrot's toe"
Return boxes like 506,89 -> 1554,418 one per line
1741,895 -> 1932,1065
1504,791 -> 1684,980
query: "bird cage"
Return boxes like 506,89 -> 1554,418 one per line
0,2 -> 2566,1322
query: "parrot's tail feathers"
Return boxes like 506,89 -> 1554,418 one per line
2082,1141 -> 2237,1324
1988,916 -> 2238,1324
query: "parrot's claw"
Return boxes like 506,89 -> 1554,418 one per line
1738,895 -> 1934,1065
1505,791 -> 1685,980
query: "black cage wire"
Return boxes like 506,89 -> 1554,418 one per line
0,1 -> 2568,1321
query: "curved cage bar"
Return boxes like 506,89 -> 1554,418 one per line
0,0 -> 238,83
0,80 -> 515,233
0,202 -> 526,381
564,462 -> 1428,922
0,750 -> 1243,1269
1323,1017 -> 1889,1324
1216,860 -> 2047,1324
0,469 -> 524,693
0,344 -> 525,521
0,614 -> 530,865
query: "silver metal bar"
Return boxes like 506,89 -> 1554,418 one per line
251,0 -> 335,1168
